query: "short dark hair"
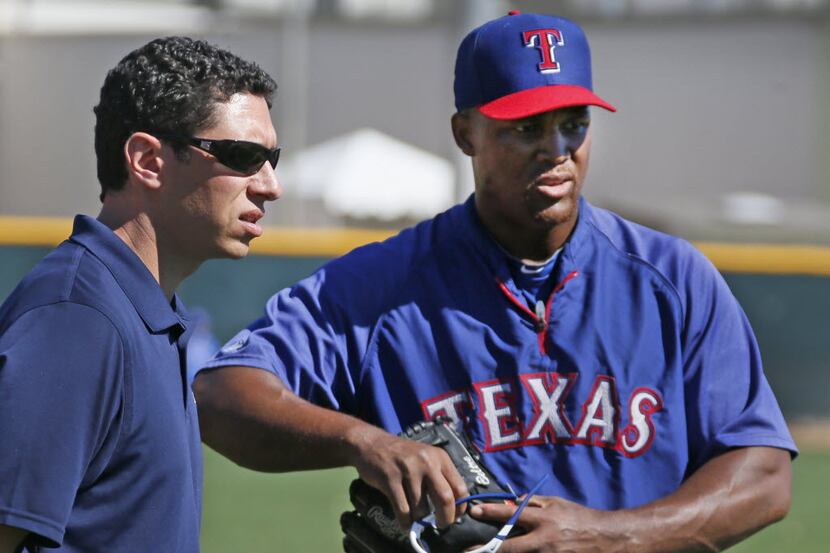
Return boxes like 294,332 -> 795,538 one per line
93,36 -> 277,199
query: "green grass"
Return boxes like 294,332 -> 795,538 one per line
201,448 -> 355,552
730,449 -> 829,552
201,448 -> 829,552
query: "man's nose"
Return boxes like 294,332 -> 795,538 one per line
536,129 -> 570,162
250,163 -> 282,202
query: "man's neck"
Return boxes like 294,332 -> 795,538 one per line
98,205 -> 198,300
479,214 -> 576,264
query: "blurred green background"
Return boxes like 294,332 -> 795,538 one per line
200,447 -> 829,552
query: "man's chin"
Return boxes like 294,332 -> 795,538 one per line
532,199 -> 578,228
217,239 -> 251,260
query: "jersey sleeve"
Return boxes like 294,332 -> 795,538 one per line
0,302 -> 124,547
203,265 -> 375,413
680,253 -> 797,471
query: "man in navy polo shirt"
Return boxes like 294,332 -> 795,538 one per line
195,12 -> 795,553
0,37 -> 281,552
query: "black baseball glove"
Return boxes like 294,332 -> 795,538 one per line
340,417 -> 521,553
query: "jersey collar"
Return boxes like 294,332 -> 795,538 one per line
68,215 -> 188,335
461,194 -> 594,281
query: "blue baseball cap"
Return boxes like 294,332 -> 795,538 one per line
454,11 -> 616,119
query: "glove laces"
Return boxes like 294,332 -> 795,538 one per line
409,474 -> 550,553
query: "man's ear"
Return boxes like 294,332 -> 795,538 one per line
124,132 -> 164,190
451,111 -> 476,157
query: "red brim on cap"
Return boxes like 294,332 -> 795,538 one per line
479,84 -> 616,120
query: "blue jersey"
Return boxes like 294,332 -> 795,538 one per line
0,216 -> 202,552
206,196 -> 796,509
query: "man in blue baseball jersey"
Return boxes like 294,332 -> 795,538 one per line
195,12 -> 795,552
0,37 -> 280,552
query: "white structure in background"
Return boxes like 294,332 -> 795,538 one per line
0,0 -> 213,34
722,192 -> 785,226
222,0 -> 433,19
282,128 -> 455,222
337,0 -> 433,19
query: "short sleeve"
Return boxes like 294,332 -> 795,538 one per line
0,302 -> 124,546
203,268 -> 374,413
680,259 -> 797,470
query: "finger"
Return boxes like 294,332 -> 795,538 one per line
442,456 -> 470,519
407,477 -> 432,522
384,480 -> 413,530
468,502 -> 517,522
424,472 -> 460,527
512,493 -> 549,509
404,462 -> 441,521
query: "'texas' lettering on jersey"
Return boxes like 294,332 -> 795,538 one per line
421,373 -> 663,458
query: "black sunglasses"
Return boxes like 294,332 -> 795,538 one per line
160,134 -> 280,175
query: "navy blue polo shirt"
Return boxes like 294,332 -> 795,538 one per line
0,215 -> 202,552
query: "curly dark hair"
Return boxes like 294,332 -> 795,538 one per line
93,36 -> 277,199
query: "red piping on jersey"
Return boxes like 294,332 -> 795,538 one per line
496,270 -> 579,354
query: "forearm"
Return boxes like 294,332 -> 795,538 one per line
194,365 -> 384,472
194,365 -> 470,528
616,447 -> 792,553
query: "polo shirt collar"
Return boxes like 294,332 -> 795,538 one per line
69,215 -> 187,335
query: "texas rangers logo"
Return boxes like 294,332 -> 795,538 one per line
421,373 -> 664,458
522,28 -> 564,74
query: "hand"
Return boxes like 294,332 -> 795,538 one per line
349,428 -> 469,531
469,495 -> 624,553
